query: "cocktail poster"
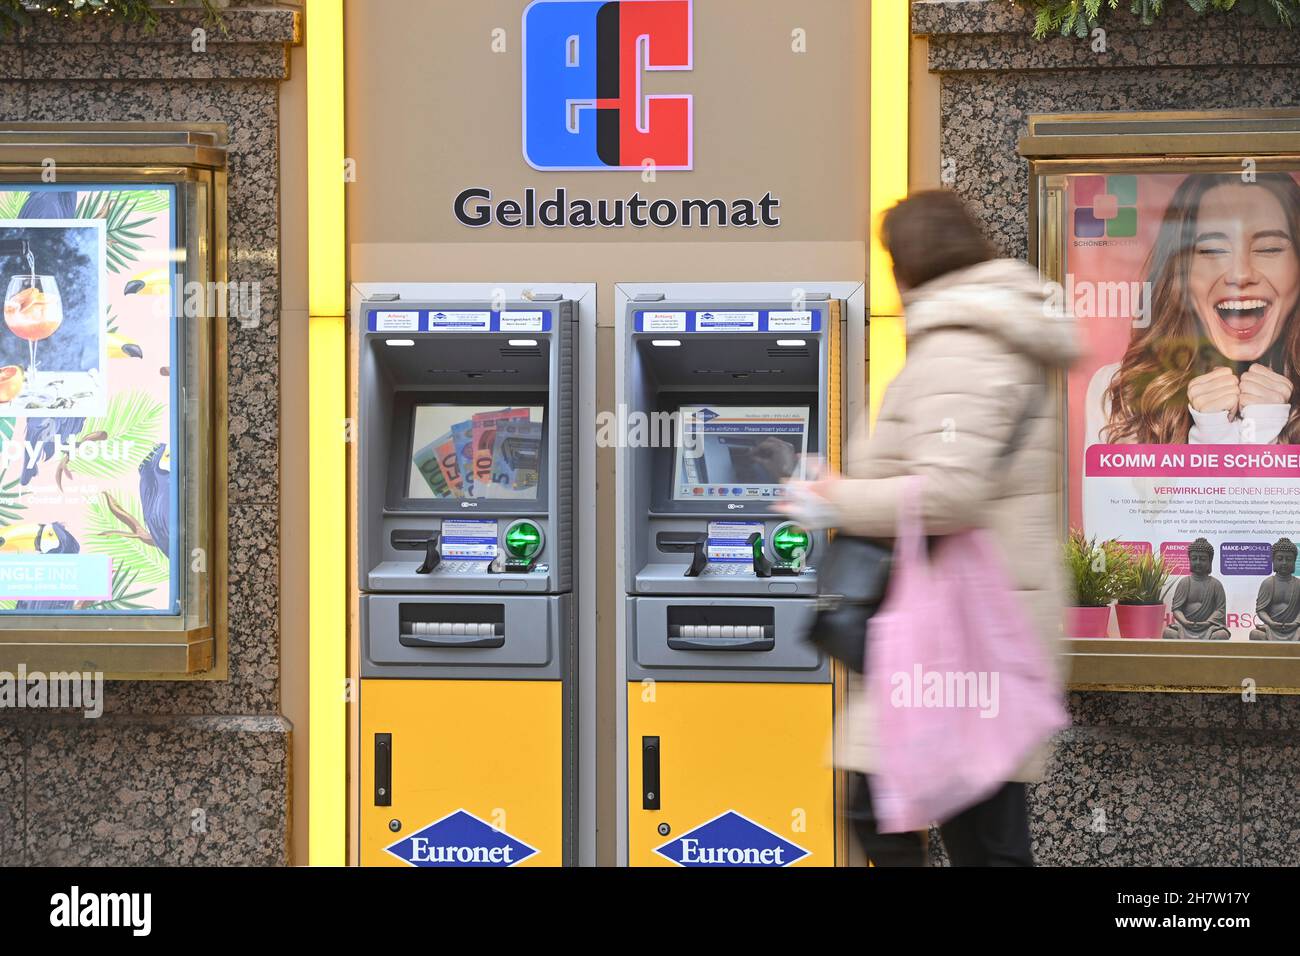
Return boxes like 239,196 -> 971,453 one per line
0,185 -> 179,615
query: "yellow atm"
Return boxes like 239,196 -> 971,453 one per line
615,283 -> 849,867
354,287 -> 582,866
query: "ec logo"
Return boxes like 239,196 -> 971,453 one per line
523,0 -> 693,171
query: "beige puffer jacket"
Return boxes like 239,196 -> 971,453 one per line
825,258 -> 1079,783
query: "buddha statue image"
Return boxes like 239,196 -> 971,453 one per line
1162,538 -> 1230,641
1250,538 -> 1300,642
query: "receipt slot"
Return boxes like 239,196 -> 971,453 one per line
616,283 -> 861,867
353,287 -> 588,867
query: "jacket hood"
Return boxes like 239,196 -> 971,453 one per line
901,258 -> 1080,367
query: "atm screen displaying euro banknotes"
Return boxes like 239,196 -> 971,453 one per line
408,404 -> 544,501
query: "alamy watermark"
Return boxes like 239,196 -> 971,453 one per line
1045,275 -> 1153,328
0,664 -> 103,718
890,665 -> 1000,719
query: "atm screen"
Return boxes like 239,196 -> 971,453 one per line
672,405 -> 809,501
408,404 -> 545,501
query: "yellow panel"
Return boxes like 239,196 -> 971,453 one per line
627,682 -> 834,867
309,315 -> 347,866
869,314 -> 907,428
360,680 -> 564,867
307,0 -> 346,317
869,0 -> 909,318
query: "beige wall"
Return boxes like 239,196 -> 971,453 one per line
341,0 -> 869,865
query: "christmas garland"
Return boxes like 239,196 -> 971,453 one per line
1013,0 -> 1300,38
0,0 -> 226,34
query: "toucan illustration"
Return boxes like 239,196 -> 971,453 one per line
3,521 -> 81,611
17,191 -> 76,221
107,332 -> 143,359
139,442 -> 170,554
20,417 -> 86,486
0,520 -> 79,554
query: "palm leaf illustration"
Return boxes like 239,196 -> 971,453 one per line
81,565 -> 156,612
84,494 -> 170,586
121,188 -> 173,215
0,190 -> 30,220
75,191 -> 157,274
71,390 -> 165,482
0,476 -> 25,524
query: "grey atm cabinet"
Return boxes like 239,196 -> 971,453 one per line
620,293 -> 843,682
615,283 -> 862,868
354,290 -> 585,867
356,296 -> 576,678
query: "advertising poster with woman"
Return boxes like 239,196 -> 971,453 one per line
0,185 -> 178,615
1069,169 -> 1300,641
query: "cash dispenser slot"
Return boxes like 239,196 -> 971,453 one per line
666,606 -> 775,651
398,603 -> 505,648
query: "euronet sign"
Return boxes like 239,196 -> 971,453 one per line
452,0 -> 782,230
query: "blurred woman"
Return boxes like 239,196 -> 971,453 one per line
780,190 -> 1077,865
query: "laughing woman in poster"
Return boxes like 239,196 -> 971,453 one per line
1086,173 -> 1300,446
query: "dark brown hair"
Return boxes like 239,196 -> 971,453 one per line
880,190 -> 995,290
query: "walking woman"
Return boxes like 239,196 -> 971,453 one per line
782,191 -> 1078,865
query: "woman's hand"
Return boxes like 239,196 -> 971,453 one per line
1239,363 -> 1294,408
1187,366 -> 1241,416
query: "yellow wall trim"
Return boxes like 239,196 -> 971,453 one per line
307,0 -> 348,867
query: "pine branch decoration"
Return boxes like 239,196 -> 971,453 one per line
0,1 -> 226,35
1012,0 -> 1300,37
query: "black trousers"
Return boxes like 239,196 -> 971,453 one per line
847,772 -> 1034,867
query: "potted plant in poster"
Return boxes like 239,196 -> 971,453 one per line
1115,551 -> 1172,640
1064,529 -> 1129,638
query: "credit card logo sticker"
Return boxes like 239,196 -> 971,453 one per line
385,809 -> 539,867
654,810 -> 809,867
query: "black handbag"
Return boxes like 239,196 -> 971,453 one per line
805,535 -> 893,672
804,374 -> 1045,673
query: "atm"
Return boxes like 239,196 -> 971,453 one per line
353,285 -> 593,867
616,282 -> 862,867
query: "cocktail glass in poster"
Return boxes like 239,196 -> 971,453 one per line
0,186 -> 178,615
1068,169 -> 1300,641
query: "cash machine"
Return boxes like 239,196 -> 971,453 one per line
354,286 -> 589,867
616,283 -> 860,867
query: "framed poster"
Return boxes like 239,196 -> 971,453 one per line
1024,110 -> 1300,687
0,185 -> 179,616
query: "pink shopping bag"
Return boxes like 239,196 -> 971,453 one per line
864,477 -> 1068,833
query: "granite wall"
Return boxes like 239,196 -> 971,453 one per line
913,0 -> 1300,866
0,2 -> 300,866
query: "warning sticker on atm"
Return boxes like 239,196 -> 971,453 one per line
440,519 -> 497,561
374,310 -> 420,332
639,311 -> 687,332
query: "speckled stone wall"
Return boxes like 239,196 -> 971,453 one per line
0,2 -> 299,866
914,0 -> 1300,866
